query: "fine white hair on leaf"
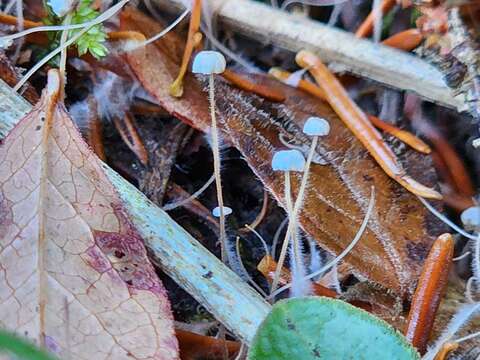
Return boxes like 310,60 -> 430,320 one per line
94,72 -> 138,120
69,100 -> 93,133
422,302 -> 480,360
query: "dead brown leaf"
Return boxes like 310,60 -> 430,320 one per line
0,70 -> 178,359
119,7 -> 444,298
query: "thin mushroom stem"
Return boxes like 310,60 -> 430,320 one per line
271,136 -> 318,295
208,74 -> 227,262
271,171 -> 294,295
294,135 -> 318,216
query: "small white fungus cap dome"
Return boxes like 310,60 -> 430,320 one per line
460,206 -> 480,231
303,117 -> 330,136
47,0 -> 73,17
272,150 -> 306,172
212,206 -> 233,217
192,51 -> 226,75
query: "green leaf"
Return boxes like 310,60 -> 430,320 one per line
248,297 -> 420,360
0,329 -> 57,360
42,0 -> 108,59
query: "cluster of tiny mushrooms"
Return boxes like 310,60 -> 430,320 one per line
187,46 -> 480,360
3,0 -> 480,357
191,50 -> 334,293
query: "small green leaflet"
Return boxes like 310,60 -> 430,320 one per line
44,0 -> 108,59
248,297 -> 420,360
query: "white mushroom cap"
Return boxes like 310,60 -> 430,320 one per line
461,206 -> 480,232
192,51 -> 226,75
47,0 -> 75,17
212,206 -> 233,217
303,117 -> 330,136
272,150 -> 306,172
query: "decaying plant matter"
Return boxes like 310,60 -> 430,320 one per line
0,0 -> 479,359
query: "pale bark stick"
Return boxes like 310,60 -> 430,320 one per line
154,0 -> 464,111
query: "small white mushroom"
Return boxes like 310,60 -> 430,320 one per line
47,0 -> 75,17
461,206 -> 480,232
212,206 -> 233,218
192,50 -> 228,261
303,117 -> 330,136
270,149 -> 307,294
192,51 -> 226,75
271,150 -> 306,172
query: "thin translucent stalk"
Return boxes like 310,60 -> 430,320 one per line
271,136 -> 318,295
269,186 -> 375,299
208,74 -> 227,262
271,171 -> 293,294
162,173 -> 215,211
140,8 -> 189,47
59,13 -> 73,94
417,196 -> 476,240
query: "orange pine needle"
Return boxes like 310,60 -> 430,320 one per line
269,67 -> 431,154
257,255 -> 339,298
355,0 -> 396,38
382,29 -> 424,51
176,329 -> 240,360
0,13 -> 41,29
107,30 -> 146,42
368,115 -> 430,154
433,342 -> 459,360
416,120 -> 475,198
113,112 -> 149,166
222,69 -> 286,102
170,0 -> 202,97
405,233 -> 454,354
295,50 -> 442,199
84,96 -> 106,161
